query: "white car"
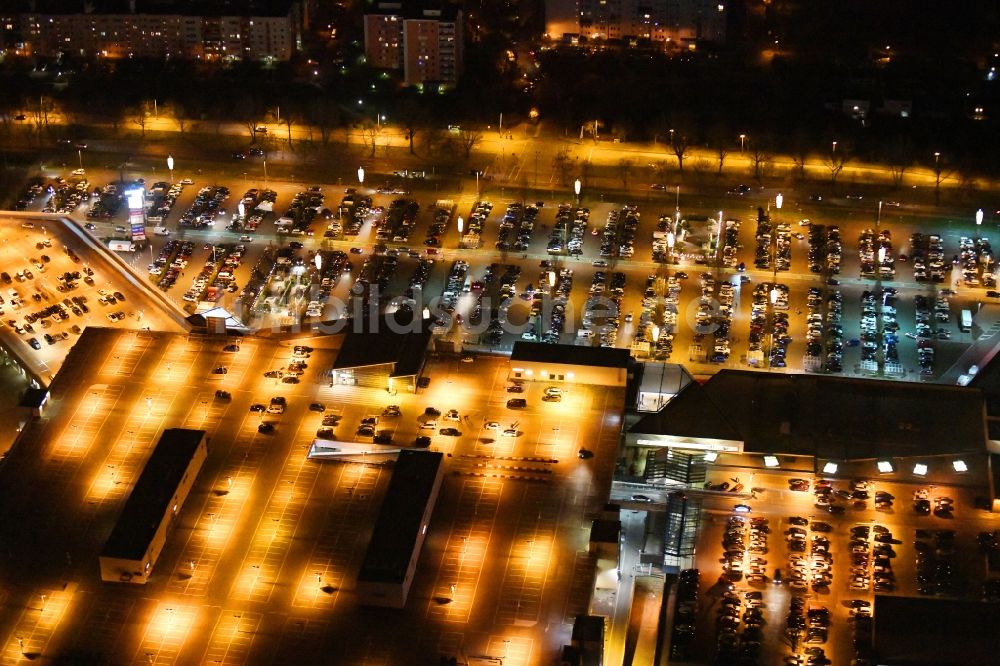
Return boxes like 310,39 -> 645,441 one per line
502,428 -> 519,437
485,421 -> 500,430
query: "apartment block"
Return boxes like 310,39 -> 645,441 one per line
363,1 -> 463,87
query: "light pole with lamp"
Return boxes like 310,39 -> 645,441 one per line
262,155 -> 267,190
976,208 -> 984,227
574,178 -> 581,205
456,215 -> 464,248
357,166 -> 365,188
739,134 -> 746,153
78,148 -> 84,170
167,154 -> 174,183
832,140 -> 837,153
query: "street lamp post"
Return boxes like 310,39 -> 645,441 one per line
263,156 -> 267,190
976,208 -> 984,227
78,149 -> 83,170
167,155 -> 174,182
832,140 -> 837,153
357,166 -> 365,186
456,215 -> 464,248
739,134 -> 746,152
574,178 -> 581,205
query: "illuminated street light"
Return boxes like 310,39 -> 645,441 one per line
764,455 -> 779,468
357,166 -> 365,185
238,201 -> 246,219
876,460 -> 894,474
739,133 -> 746,152
769,287 -> 779,305
822,461 -> 838,475
775,193 -> 783,210
913,463 -> 928,476
457,215 -> 464,234
666,231 -> 675,249
314,253 -> 322,271
651,325 -> 660,341
574,178 -> 581,204
878,246 -> 886,264
976,208 -> 984,226
422,306 -> 431,320
832,140 -> 837,153
548,271 -> 556,288
167,155 -> 174,182
953,459 -> 968,472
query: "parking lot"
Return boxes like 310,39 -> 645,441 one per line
679,468 -> 1000,665
0,328 -> 626,664
0,214 -> 186,382
10,162 -> 993,383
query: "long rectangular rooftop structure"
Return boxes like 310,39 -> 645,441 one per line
100,428 -> 206,561
358,450 -> 443,584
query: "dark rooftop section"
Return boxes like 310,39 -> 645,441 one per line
20,0 -> 294,17
331,313 -> 431,377
873,594 -> 1000,664
632,370 -> 986,459
631,378 -> 742,443
589,518 -> 621,544
358,450 -> 443,584
970,346 -> 1000,417
511,341 -> 631,369
18,387 -> 48,409
101,428 -> 205,561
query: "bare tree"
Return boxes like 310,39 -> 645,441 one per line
617,158 -> 633,190
552,149 -> 572,186
131,103 -> 149,138
671,134 -> 689,175
825,149 -> 847,186
361,122 -> 381,158
789,131 -> 810,179
714,143 -> 729,177
580,159 -> 593,187
306,98 -> 339,146
932,153 -> 954,203
459,128 -> 482,159
884,136 -> 913,189
281,111 -> 295,147
749,141 -> 772,181
235,95 -> 265,141
173,102 -> 189,135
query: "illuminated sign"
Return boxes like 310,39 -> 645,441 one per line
126,187 -> 146,241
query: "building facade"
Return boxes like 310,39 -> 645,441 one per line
13,3 -> 294,61
363,2 -> 463,86
556,0 -> 726,46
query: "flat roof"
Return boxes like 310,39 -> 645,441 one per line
101,428 -> 205,562
511,341 -> 631,369
632,370 -> 986,459
873,594 -> 1000,664
331,313 -> 431,377
358,450 -> 443,584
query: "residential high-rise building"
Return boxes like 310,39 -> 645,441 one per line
363,1 -> 463,87
7,0 -> 297,61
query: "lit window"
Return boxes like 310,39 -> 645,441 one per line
912,463 -> 928,476
763,455 -> 779,468
953,460 -> 968,472
822,462 -> 838,475
876,460 -> 894,474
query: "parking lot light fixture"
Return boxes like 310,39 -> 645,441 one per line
704,451 -> 719,462
457,216 -> 463,234
913,463 -> 928,476
422,307 -> 431,320
953,459 -> 969,473
976,209 -> 984,226
764,455 -> 779,468
548,271 -> 556,288
775,193 -> 783,210
357,166 -> 365,185
574,178 -> 581,203
876,460 -> 894,474
167,155 -> 174,182
769,287 -> 779,305
822,461 -> 838,475
314,253 -> 322,271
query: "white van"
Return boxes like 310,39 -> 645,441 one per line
153,226 -> 170,236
